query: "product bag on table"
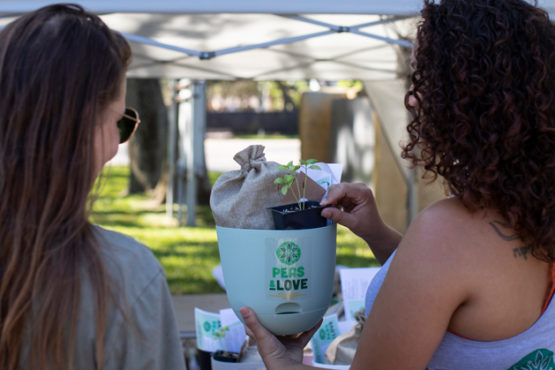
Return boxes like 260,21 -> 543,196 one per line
324,308 -> 366,365
209,145 -> 285,229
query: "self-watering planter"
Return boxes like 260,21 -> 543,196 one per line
217,223 -> 337,335
269,201 -> 328,230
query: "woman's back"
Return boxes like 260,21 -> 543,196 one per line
433,198 -> 551,341
365,198 -> 555,369
17,226 -> 185,370
0,5 -> 185,369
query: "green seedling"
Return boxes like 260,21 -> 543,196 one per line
274,159 -> 320,210
212,325 -> 229,339
212,325 -> 230,349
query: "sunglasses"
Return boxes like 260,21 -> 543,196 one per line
117,107 -> 140,143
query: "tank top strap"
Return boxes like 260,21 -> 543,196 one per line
541,263 -> 555,314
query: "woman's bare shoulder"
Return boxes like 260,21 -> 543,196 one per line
403,198 -> 551,340
418,196 -> 477,228
398,197 -> 540,300
395,197 -> 509,286
412,197 -> 522,258
353,197 -> 481,368
403,197 -> 487,255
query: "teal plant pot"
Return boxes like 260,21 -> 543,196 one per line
217,223 -> 337,335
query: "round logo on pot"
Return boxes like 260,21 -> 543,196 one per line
276,241 -> 301,265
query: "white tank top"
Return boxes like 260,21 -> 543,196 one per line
365,250 -> 555,369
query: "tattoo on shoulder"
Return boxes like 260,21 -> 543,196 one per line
488,220 -> 519,241
489,220 -> 531,260
513,245 -> 532,260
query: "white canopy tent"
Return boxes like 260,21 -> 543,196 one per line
3,1 -> 551,80
0,1 -> 427,80
0,1 -> 551,80
0,0 -> 553,225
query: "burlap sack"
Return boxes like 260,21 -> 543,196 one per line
210,145 -> 285,229
324,308 -> 366,365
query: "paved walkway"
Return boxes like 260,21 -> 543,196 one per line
204,137 -> 300,172
109,136 -> 300,172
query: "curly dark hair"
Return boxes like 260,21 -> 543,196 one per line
401,0 -> 555,261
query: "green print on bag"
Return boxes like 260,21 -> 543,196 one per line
507,349 -> 555,370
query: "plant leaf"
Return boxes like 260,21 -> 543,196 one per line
309,165 -> 321,170
284,174 -> 295,182
281,186 -> 288,195
274,177 -> 284,184
306,159 -> 318,165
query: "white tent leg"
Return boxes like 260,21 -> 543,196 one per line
166,79 -> 178,219
185,80 -> 207,227
176,81 -> 192,226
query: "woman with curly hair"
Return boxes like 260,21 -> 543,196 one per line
241,0 -> 555,368
0,4 -> 185,370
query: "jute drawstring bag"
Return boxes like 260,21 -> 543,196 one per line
324,308 -> 366,365
210,145 -> 284,229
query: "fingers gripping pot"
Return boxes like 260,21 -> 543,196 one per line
217,224 -> 337,335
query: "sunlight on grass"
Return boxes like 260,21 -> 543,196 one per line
91,165 -> 375,294
337,225 -> 379,268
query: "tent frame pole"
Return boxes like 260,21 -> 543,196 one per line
166,79 -> 179,219
116,15 -> 412,63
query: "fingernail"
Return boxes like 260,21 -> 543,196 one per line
239,307 -> 250,319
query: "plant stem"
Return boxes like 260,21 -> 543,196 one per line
301,164 -> 308,210
295,172 -> 303,210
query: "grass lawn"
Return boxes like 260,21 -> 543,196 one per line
91,165 -> 378,295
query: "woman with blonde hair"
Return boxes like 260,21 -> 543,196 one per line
0,4 -> 185,369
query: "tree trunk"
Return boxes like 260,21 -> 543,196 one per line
276,81 -> 296,111
125,78 -> 167,202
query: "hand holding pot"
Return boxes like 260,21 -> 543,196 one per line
240,306 -> 321,369
320,183 -> 402,264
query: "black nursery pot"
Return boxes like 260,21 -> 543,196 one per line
196,349 -> 212,370
269,200 -> 328,230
